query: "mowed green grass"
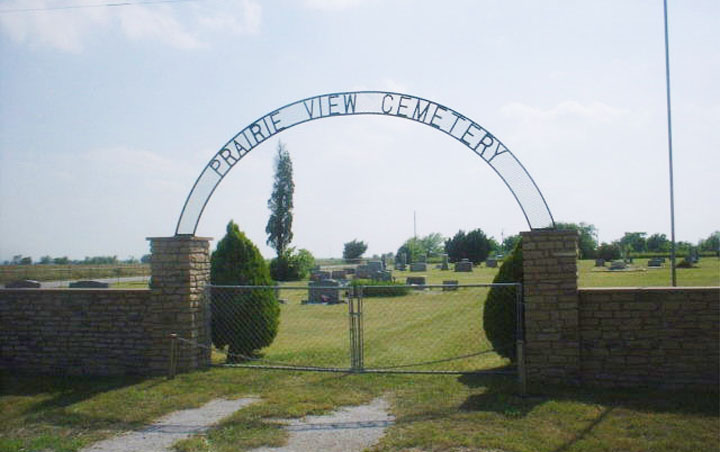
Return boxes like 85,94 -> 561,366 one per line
2,368 -> 718,452
253,286 -> 508,372
578,256 -> 720,287
3,260 -> 717,451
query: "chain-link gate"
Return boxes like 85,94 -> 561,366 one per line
174,283 -> 524,380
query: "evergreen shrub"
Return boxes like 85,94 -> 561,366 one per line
211,221 -> 279,361
483,239 -> 523,361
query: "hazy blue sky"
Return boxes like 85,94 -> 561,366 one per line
1,0 -> 718,261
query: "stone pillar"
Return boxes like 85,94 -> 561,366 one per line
146,236 -> 212,375
521,230 -> 579,384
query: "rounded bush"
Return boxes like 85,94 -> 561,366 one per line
211,221 -> 279,361
270,248 -> 315,281
483,239 -> 523,361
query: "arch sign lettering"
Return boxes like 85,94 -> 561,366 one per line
176,91 -> 554,235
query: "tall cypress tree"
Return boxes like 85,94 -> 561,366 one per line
266,141 -> 294,257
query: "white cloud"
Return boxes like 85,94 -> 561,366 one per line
117,5 -> 201,49
0,0 -> 262,51
199,0 -> 261,35
0,0 -> 109,52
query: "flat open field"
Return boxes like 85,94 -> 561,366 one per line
0,264 -> 150,285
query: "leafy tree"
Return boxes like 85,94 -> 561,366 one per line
619,232 -> 647,254
501,234 -> 520,254
270,247 -> 315,281
699,231 -> 720,256
211,221 -> 279,361
419,233 -> 445,256
596,242 -> 622,261
53,256 -> 69,265
444,229 -> 493,263
266,141 -> 295,257
483,239 -> 523,361
39,255 -> 52,265
555,222 -> 598,259
646,233 -> 671,252
140,254 -> 152,264
20,257 -> 32,265
396,237 -> 424,263
343,239 -> 368,260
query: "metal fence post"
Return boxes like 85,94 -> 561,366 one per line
168,333 -> 178,379
515,283 -> 527,396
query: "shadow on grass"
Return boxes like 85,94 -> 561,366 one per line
457,370 -> 719,452
458,370 -> 719,417
0,370 -> 153,429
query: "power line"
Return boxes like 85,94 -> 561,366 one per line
0,0 -> 204,14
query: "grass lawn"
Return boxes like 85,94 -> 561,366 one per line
4,259 -> 717,451
2,369 -> 718,452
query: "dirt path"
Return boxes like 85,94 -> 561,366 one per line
249,398 -> 394,452
80,397 -> 259,452
80,397 -> 393,452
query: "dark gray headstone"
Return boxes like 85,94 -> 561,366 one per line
609,260 -> 627,270
406,276 -> 426,289
4,279 -> 41,288
454,261 -> 473,272
307,279 -> 341,304
410,262 -> 427,272
595,258 -> 606,267
485,259 -> 498,268
310,271 -> 331,282
367,261 -> 384,272
331,270 -> 347,280
441,253 -> 449,271
647,258 -> 663,268
442,280 -> 459,291
69,280 -> 110,288
355,265 -> 372,279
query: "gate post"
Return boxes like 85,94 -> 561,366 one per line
520,230 -> 580,385
146,236 -> 212,375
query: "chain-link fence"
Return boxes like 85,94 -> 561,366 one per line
178,283 -> 522,376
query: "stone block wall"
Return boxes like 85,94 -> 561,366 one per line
147,236 -> 212,374
578,287 -> 719,388
0,236 -> 212,376
521,230 -> 580,383
0,289 -> 153,375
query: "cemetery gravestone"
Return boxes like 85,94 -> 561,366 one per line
406,276 -> 426,289
410,262 -> 427,272
310,271 -> 331,282
5,279 -> 41,288
454,259 -> 473,272
442,280 -> 459,291
395,253 -> 407,271
647,258 -> 663,268
307,279 -> 342,304
609,260 -> 627,271
367,261 -> 384,272
355,265 -> 372,279
595,258 -> 606,267
69,280 -> 110,288
486,258 -> 498,268
331,270 -> 347,280
441,253 -> 450,271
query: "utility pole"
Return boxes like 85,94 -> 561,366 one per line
663,0 -> 677,286
413,211 -> 417,240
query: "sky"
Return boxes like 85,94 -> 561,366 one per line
0,0 -> 718,262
